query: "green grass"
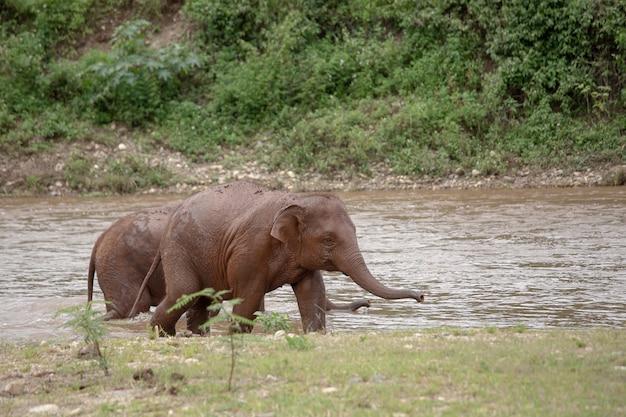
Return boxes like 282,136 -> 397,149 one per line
1,328 -> 624,416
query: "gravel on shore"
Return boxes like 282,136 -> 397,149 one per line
2,139 -> 625,197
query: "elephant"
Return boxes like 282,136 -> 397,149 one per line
87,203 -> 178,320
88,202 -> 370,322
131,181 -> 423,336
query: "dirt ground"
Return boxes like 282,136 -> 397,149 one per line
2,133 -> 625,197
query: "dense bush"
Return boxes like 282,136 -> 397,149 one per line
80,19 -> 200,126
1,0 -> 625,187
173,0 -> 625,172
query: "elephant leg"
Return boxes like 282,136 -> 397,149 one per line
102,297 -> 136,320
291,271 -> 326,333
99,310 -> 120,321
231,291 -> 265,333
152,299 -> 184,336
151,266 -> 203,336
186,298 -> 212,335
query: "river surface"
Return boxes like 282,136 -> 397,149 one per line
1,187 -> 624,342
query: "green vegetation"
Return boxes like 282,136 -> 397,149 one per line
1,0 -> 625,193
166,288 -> 255,391
254,311 -> 292,333
64,151 -> 173,193
1,328 -> 624,415
54,301 -> 110,375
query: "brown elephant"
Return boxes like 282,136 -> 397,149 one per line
87,203 -> 178,320
132,181 -> 423,336
88,202 -> 370,322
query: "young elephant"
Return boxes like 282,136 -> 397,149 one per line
87,203 -> 180,320
134,181 -> 423,336
88,202 -> 370,322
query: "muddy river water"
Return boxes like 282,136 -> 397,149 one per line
0,187 -> 624,342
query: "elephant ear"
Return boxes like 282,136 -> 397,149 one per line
270,204 -> 305,255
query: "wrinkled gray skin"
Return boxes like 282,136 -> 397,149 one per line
88,202 -> 370,324
134,181 -> 423,336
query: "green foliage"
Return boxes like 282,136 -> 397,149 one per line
179,0 -> 625,177
54,301 -> 109,375
29,0 -> 92,48
0,29 -> 47,115
167,288 -> 255,391
254,311 -> 292,333
1,0 -> 625,189
0,0 -> 102,114
476,0 -> 626,114
275,104 -> 381,174
80,19 -> 200,126
0,1 -> 96,153
64,153 -> 93,189
64,152 -> 173,193
105,153 -> 171,192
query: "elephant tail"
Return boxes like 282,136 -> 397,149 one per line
87,240 -> 98,302
128,249 -> 161,318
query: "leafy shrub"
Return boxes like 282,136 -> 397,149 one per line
254,311 -> 291,333
275,105 -> 380,174
29,0 -> 92,49
103,154 -> 172,193
80,19 -> 200,126
167,288 -> 255,392
64,153 -> 94,189
0,30 -> 46,114
156,100 -> 247,161
474,0 -> 626,114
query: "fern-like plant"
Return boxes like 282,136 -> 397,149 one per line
55,301 -> 109,375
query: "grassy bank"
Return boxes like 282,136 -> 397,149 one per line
1,0 -> 626,195
1,328 -> 625,416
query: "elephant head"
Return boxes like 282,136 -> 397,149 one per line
270,195 -> 424,303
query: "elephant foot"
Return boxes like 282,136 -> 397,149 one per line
98,310 -> 120,321
150,323 -> 176,338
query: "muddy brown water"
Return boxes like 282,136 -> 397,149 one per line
1,187 -> 624,342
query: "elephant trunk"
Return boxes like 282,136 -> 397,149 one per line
339,250 -> 424,302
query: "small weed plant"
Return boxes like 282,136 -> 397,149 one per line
253,311 -> 292,333
167,288 -> 254,391
55,301 -> 109,375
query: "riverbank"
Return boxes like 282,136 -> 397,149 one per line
2,138 -> 625,197
1,328 -> 624,416
3,1 -> 626,199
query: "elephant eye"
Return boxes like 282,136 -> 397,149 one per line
323,237 -> 335,247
